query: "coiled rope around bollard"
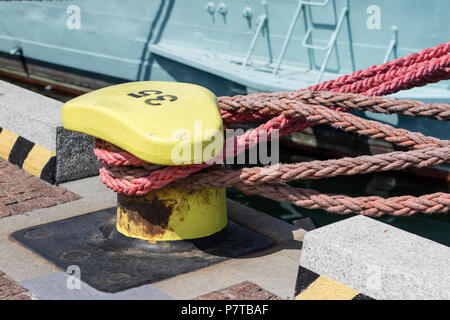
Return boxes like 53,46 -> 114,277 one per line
94,42 -> 450,217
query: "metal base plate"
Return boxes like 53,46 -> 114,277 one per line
11,207 -> 274,293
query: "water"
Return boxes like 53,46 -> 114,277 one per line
2,74 -> 449,246
227,171 -> 450,246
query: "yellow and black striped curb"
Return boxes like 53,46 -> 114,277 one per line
295,266 -> 374,300
0,127 -> 56,184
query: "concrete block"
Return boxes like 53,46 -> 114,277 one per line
0,80 -> 99,183
55,127 -> 99,183
300,215 -> 450,300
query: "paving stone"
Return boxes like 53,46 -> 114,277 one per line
6,293 -> 33,300
194,281 -> 279,300
25,197 -> 58,210
0,196 -> 17,206
0,159 -> 80,218
13,190 -> 41,202
5,203 -> 32,216
196,292 -> 230,300
0,271 -> 30,300
0,208 -> 12,218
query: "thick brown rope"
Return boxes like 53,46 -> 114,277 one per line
181,147 -> 450,185
219,90 -> 450,121
168,171 -> 449,217
220,97 -> 449,149
106,147 -> 450,185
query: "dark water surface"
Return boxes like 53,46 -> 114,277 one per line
227,171 -> 450,246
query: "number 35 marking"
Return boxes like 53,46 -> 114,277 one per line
127,90 -> 178,106
145,95 -> 178,106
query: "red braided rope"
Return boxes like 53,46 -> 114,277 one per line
306,41 -> 450,92
96,114 -> 308,195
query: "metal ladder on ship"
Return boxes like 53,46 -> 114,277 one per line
244,0 -> 354,83
274,0 -> 353,82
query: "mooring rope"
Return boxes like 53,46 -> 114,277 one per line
219,90 -> 450,122
94,42 -> 450,216
306,41 -> 450,93
170,173 -> 450,217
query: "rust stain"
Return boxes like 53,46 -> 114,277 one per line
118,193 -> 176,238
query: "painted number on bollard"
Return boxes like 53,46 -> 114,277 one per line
127,90 -> 178,106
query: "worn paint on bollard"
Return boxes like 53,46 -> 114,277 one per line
117,187 -> 228,241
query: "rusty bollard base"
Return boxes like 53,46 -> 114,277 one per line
11,207 -> 274,293
117,187 -> 228,241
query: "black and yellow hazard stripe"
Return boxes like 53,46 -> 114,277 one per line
0,127 -> 56,184
295,266 -> 374,300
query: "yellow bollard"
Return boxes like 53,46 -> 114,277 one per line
13,81 -> 272,293
62,81 -> 228,241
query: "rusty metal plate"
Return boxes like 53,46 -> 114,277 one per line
11,207 -> 274,293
